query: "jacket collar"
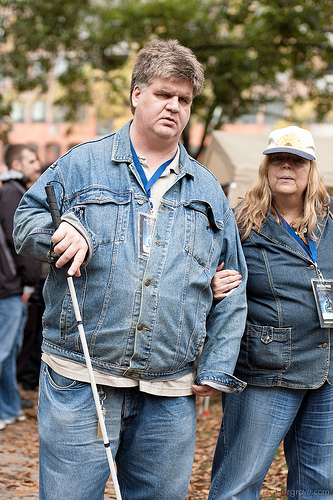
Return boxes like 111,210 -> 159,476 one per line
0,169 -> 24,182
258,210 -> 328,250
111,120 -> 195,180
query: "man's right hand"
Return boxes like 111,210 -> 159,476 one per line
51,222 -> 88,277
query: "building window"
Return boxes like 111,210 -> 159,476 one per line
11,101 -> 26,123
32,100 -> 46,122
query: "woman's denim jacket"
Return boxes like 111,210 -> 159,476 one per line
234,209 -> 333,389
13,121 -> 248,393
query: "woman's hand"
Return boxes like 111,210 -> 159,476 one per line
211,262 -> 242,300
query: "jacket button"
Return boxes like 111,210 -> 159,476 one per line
138,199 -> 144,205
321,343 -> 328,348
309,264 -> 315,270
137,324 -> 143,331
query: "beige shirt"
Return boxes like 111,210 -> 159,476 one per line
44,148 -> 196,396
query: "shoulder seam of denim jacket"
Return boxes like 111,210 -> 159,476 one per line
52,132 -> 117,164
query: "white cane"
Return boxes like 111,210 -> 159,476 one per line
45,183 -> 122,500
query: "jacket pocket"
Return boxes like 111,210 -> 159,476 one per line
184,200 -> 219,268
75,188 -> 131,244
246,324 -> 291,371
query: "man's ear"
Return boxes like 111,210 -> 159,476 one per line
131,85 -> 142,109
11,159 -> 22,172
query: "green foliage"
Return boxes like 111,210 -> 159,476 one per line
1,0 -> 333,154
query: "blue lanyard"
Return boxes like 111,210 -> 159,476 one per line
130,140 -> 177,210
275,208 -> 317,263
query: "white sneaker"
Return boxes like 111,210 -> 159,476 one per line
0,420 -> 6,430
16,410 -> 26,422
3,410 -> 26,426
3,417 -> 16,425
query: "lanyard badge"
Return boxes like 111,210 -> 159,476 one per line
311,279 -> 333,328
138,212 -> 156,259
131,139 -> 177,260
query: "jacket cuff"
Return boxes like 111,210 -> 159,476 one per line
195,371 -> 247,393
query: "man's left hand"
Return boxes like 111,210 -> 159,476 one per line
192,384 -> 221,397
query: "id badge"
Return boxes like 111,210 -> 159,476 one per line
139,212 -> 156,259
311,279 -> 333,328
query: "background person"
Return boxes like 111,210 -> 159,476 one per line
0,144 -> 41,184
14,39 -> 247,500
2,144 -> 43,400
0,144 -> 40,429
209,126 -> 333,500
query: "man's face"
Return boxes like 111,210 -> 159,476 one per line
16,149 -> 40,182
131,77 -> 193,143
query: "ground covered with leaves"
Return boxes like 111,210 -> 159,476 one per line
0,391 -> 287,499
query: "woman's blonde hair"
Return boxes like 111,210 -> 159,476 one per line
234,156 -> 330,241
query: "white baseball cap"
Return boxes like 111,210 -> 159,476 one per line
263,126 -> 316,160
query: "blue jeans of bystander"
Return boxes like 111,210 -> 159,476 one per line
0,295 -> 25,420
209,383 -> 333,500
38,361 -> 197,500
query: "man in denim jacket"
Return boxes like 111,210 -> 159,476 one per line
14,39 -> 247,500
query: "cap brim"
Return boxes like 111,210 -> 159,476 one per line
263,146 -> 315,161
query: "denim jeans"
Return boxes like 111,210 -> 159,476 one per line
0,295 -> 26,420
38,361 -> 197,500
209,383 -> 333,500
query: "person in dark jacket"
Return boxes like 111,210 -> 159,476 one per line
0,144 -> 40,430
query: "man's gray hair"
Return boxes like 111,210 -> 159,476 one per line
130,39 -> 205,114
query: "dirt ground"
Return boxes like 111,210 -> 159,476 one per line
0,390 -> 287,500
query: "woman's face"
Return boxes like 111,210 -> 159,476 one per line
267,153 -> 311,200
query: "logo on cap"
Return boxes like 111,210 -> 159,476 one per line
276,133 -> 303,149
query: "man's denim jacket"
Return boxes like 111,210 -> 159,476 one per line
234,209 -> 333,389
14,121 -> 247,393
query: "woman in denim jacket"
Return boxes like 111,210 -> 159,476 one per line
210,126 -> 333,500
